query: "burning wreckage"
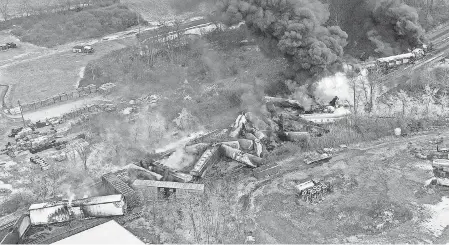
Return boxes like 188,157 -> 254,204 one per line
136,95 -> 348,182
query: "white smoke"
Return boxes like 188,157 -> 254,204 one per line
286,81 -> 315,111
313,72 -> 353,105
159,147 -> 196,171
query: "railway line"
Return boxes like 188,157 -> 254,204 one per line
22,210 -> 144,244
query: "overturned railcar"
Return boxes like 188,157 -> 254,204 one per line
432,159 -> 449,186
190,145 -> 221,177
28,194 -> 126,225
102,174 -> 141,210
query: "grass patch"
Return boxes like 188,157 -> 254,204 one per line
7,4 -> 144,47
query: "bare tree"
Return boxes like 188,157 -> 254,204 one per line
0,0 -> 10,21
45,166 -> 66,198
438,90 -> 449,113
422,84 -> 439,116
74,142 -> 91,171
396,90 -> 412,116
349,76 -> 360,115
19,0 -> 32,17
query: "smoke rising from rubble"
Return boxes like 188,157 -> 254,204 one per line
286,82 -> 314,111
313,72 -> 352,105
216,0 -> 348,79
240,77 -> 268,116
159,147 -> 196,171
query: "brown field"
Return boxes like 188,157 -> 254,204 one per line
121,0 -> 214,21
241,130 -> 449,243
0,33 -> 136,107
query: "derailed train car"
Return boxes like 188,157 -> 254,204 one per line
0,214 -> 31,244
189,145 -> 221,177
28,194 -> 126,225
432,159 -> 449,186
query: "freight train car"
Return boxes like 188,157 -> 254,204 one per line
189,145 -> 221,178
28,194 -> 126,225
101,174 -> 141,210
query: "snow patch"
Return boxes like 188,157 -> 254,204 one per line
421,197 -> 449,237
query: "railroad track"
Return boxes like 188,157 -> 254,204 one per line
0,220 -> 16,233
27,218 -> 111,244
23,211 -> 144,244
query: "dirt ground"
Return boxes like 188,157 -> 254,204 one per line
0,31 -> 136,107
234,129 -> 449,244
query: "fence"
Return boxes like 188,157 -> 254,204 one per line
7,83 -> 112,116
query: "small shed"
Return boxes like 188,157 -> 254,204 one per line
133,180 -> 204,200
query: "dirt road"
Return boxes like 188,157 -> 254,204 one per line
0,17 -> 211,108
240,129 -> 449,244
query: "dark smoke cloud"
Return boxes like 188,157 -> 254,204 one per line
368,0 -> 425,55
332,0 -> 425,57
216,0 -> 348,80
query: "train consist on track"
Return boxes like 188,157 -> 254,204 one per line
346,44 -> 433,74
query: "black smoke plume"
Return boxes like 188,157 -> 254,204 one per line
330,0 -> 425,57
216,0 -> 348,80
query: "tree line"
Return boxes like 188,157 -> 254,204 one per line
0,0 -> 120,21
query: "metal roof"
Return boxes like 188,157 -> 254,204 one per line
133,180 -> 204,191
51,220 -> 144,244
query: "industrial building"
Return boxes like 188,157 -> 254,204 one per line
51,220 -> 144,244
133,180 -> 204,200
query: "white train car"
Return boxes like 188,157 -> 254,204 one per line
28,194 -> 126,225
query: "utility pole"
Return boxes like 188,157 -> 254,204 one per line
17,100 -> 26,127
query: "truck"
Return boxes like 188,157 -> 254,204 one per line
72,45 -> 94,54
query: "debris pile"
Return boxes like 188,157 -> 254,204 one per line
295,179 -> 332,204
30,155 -> 49,170
98,83 -> 117,94
2,125 -> 67,158
431,159 -> 449,186
132,94 -> 348,183
0,42 -> 17,51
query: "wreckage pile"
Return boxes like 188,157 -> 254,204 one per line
295,179 -> 332,204
136,96 -> 345,182
30,155 -> 49,170
2,125 -> 67,158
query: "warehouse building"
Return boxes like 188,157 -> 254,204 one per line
133,180 -> 204,200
